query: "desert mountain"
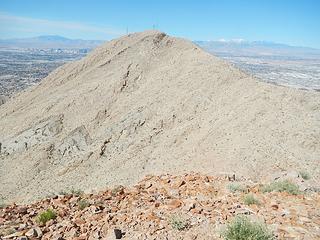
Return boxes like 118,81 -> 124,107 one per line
195,39 -> 320,58
0,35 -> 103,49
0,30 -> 319,203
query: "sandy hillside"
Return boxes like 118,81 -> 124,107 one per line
0,30 -> 319,203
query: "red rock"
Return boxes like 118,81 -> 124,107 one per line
3,231 -> 24,239
185,175 -> 196,182
74,218 -> 86,226
1,173 -> 319,239
57,209 -> 67,217
46,219 -> 54,227
51,232 -> 64,240
25,227 -> 42,238
73,237 -> 86,240
145,182 -> 153,189
25,228 -> 36,237
167,199 -> 182,209
175,180 -> 186,188
146,212 -> 160,223
18,223 -> 27,231
90,205 -> 103,214
17,206 -> 28,214
64,227 -> 79,238
111,206 -> 119,213
190,208 -> 203,214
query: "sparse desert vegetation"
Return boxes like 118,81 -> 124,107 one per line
111,185 -> 125,196
36,209 -> 56,225
169,215 -> 189,231
2,174 -> 318,239
262,180 -> 301,195
78,199 -> 90,210
227,183 -> 247,193
0,198 -> 6,209
243,194 -> 260,205
299,171 -> 311,180
223,216 -> 274,240
58,188 -> 83,196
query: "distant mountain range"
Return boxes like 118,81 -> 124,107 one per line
194,40 -> 320,59
1,35 -> 320,58
0,35 -> 104,49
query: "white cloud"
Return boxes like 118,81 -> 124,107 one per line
0,12 -> 125,39
217,38 -> 227,42
217,38 -> 246,43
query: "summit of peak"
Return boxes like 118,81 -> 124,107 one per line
0,30 -> 319,204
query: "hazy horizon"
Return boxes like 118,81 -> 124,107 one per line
1,33 -> 320,51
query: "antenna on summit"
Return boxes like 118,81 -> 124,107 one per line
153,23 -> 159,30
126,27 -> 129,35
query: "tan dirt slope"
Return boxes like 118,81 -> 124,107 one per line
0,30 -> 319,203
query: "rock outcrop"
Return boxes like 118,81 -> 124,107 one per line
1,173 -> 319,239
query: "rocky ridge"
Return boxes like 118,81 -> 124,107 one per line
1,173 -> 319,240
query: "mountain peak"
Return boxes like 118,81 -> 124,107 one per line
0,31 -> 319,204
36,35 -> 70,41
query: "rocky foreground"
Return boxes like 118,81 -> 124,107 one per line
1,173 -> 319,240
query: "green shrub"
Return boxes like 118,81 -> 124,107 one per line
0,198 -> 6,209
70,188 -> 84,196
223,216 -> 274,240
262,180 -> 300,195
169,215 -> 188,231
36,209 -> 56,225
243,194 -> 260,205
299,171 -> 311,180
58,190 -> 68,195
227,183 -> 247,193
111,185 -> 124,196
58,188 -> 83,196
3,228 -> 16,236
78,199 -> 90,210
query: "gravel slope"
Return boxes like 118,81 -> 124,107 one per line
0,30 -> 319,203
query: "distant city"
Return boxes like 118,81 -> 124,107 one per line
195,40 -> 320,91
0,36 -> 104,101
0,35 -> 320,105
0,48 -> 90,98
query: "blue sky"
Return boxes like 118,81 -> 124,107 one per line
0,0 -> 319,48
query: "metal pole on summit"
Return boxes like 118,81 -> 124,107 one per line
153,23 -> 159,30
